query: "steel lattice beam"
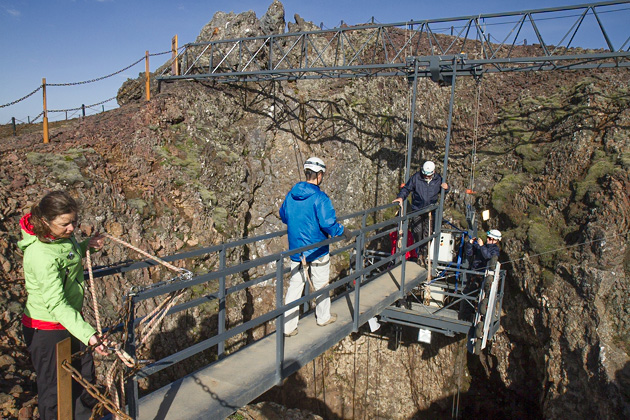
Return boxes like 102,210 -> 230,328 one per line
157,1 -> 630,83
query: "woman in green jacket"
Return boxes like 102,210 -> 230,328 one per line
19,190 -> 107,420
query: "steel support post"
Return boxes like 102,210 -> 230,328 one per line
352,230 -> 364,332
218,247 -> 226,358
404,60 -> 420,182
432,57 -> 458,273
275,256 -> 285,384
400,213 -> 409,298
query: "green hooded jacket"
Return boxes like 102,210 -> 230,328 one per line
18,225 -> 96,345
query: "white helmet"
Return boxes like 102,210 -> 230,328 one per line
487,229 -> 502,241
422,161 -> 435,176
304,157 -> 326,173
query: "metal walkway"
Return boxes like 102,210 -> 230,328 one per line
136,263 -> 426,420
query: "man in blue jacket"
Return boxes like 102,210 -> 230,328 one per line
280,157 -> 352,336
392,160 -> 449,262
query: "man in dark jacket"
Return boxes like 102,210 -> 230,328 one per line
392,160 -> 449,262
466,229 -> 501,272
280,157 -> 352,336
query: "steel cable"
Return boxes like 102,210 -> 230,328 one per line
500,230 -> 630,266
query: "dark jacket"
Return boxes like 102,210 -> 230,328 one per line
397,172 -> 447,211
466,241 -> 500,271
280,182 -> 345,262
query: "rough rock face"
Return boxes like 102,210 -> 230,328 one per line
260,0 -> 286,35
1,3 -> 629,419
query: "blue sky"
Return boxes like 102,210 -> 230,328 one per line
1,0 -> 628,124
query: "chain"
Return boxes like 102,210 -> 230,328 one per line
31,111 -> 44,123
60,360 -> 132,420
49,97 -> 117,113
48,57 -> 145,86
149,50 -> 173,56
2,48 -> 177,113
0,85 -> 42,108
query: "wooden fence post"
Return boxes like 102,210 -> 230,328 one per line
42,78 -> 49,144
171,35 -> 179,76
56,337 -> 72,419
145,50 -> 151,101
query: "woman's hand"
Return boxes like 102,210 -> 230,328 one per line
88,233 -> 105,250
88,334 -> 110,356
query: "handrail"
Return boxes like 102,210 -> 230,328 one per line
115,201 -> 439,417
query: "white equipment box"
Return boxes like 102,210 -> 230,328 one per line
428,232 -> 454,261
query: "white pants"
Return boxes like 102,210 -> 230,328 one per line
284,254 -> 331,333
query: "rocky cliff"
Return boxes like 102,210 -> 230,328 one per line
1,2 -> 629,419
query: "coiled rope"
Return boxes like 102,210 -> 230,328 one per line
85,232 -> 190,418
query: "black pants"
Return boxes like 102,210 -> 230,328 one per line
23,326 -> 97,420
410,213 -> 432,255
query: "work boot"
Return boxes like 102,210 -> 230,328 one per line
317,313 -> 337,327
284,329 -> 298,337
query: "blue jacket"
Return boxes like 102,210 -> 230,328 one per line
397,172 -> 447,211
280,182 -> 345,262
466,241 -> 500,271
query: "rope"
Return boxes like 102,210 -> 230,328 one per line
139,292 -> 185,347
106,361 -> 121,418
86,249 -> 102,334
299,254 -> 317,301
119,372 -> 126,420
74,231 -> 193,419
102,233 -> 182,273
0,85 -> 42,109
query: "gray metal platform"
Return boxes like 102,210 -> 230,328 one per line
380,302 -> 471,336
137,262 -> 426,420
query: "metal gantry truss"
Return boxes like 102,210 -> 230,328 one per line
158,1 -> 630,83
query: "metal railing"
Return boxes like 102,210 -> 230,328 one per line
91,201 -> 438,417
